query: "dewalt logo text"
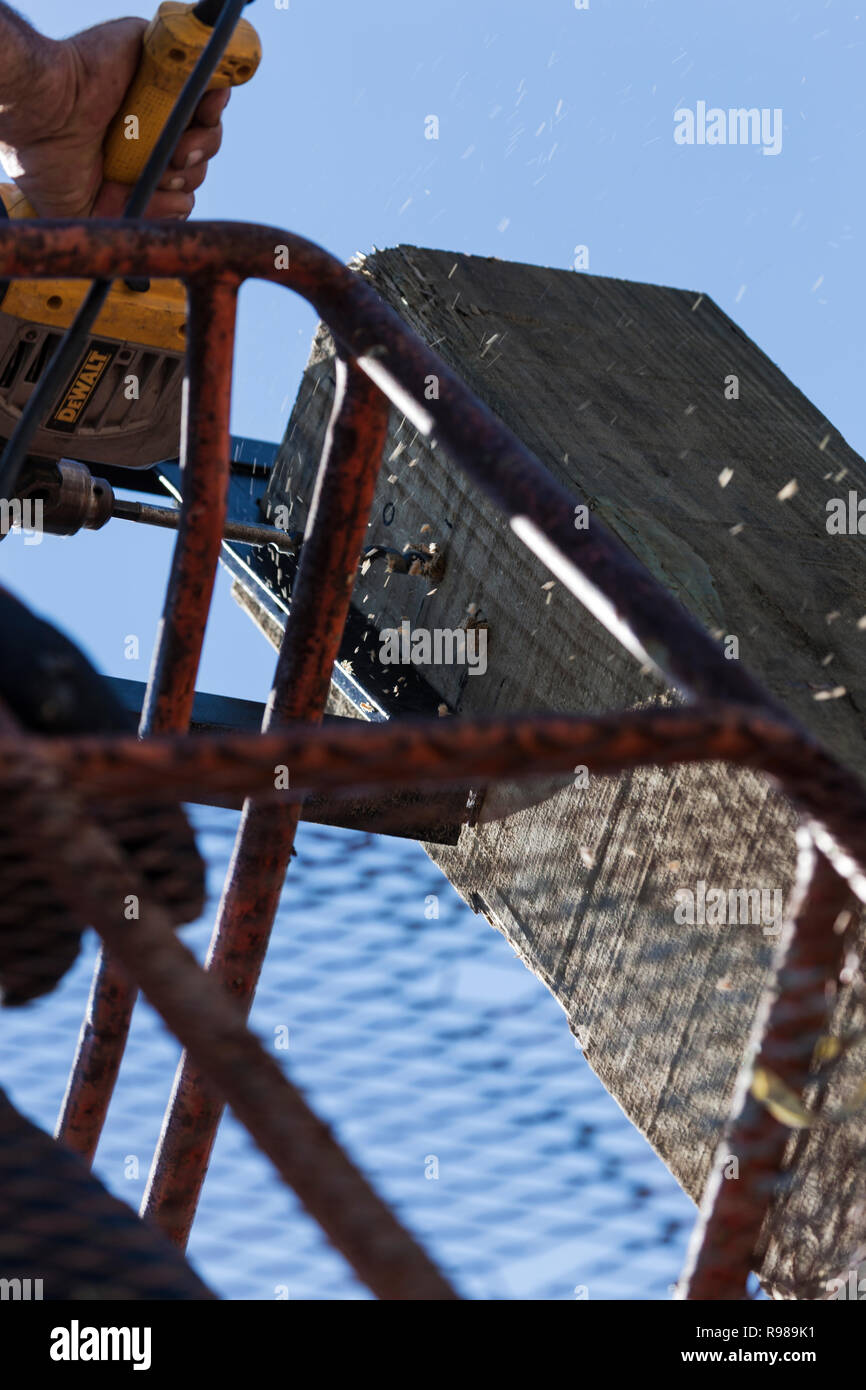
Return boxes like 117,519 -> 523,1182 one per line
48,345 -> 115,432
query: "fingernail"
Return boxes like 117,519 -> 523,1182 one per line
185,150 -> 204,169
167,176 -> 185,190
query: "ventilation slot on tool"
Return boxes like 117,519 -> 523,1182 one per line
0,339 -> 31,391
24,333 -> 61,384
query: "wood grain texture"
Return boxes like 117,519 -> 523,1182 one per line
237,246 -> 866,1298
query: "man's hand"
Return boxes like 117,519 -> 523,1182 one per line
0,10 -> 227,219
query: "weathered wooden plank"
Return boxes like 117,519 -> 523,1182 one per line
235,246 -> 866,1298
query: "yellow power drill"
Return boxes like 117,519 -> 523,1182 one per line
0,1 -> 260,472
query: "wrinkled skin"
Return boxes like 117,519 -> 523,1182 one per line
0,16 -> 228,219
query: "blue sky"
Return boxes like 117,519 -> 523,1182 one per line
1,0 -> 863,702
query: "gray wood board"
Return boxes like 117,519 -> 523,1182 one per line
238,245 -> 866,1298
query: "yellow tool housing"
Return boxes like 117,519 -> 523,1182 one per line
0,2 -> 260,466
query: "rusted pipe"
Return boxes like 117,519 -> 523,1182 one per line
20,704 -> 866,907
141,358 -> 390,1246
56,277 -> 240,1162
677,832 -> 857,1299
0,220 -> 793,715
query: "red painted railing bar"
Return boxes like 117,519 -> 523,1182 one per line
677,833 -> 856,1299
142,357 -> 391,1246
56,276 -> 240,1161
24,705 -> 866,909
0,220 -> 792,714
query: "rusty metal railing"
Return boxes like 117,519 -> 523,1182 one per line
0,218 -> 864,1299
